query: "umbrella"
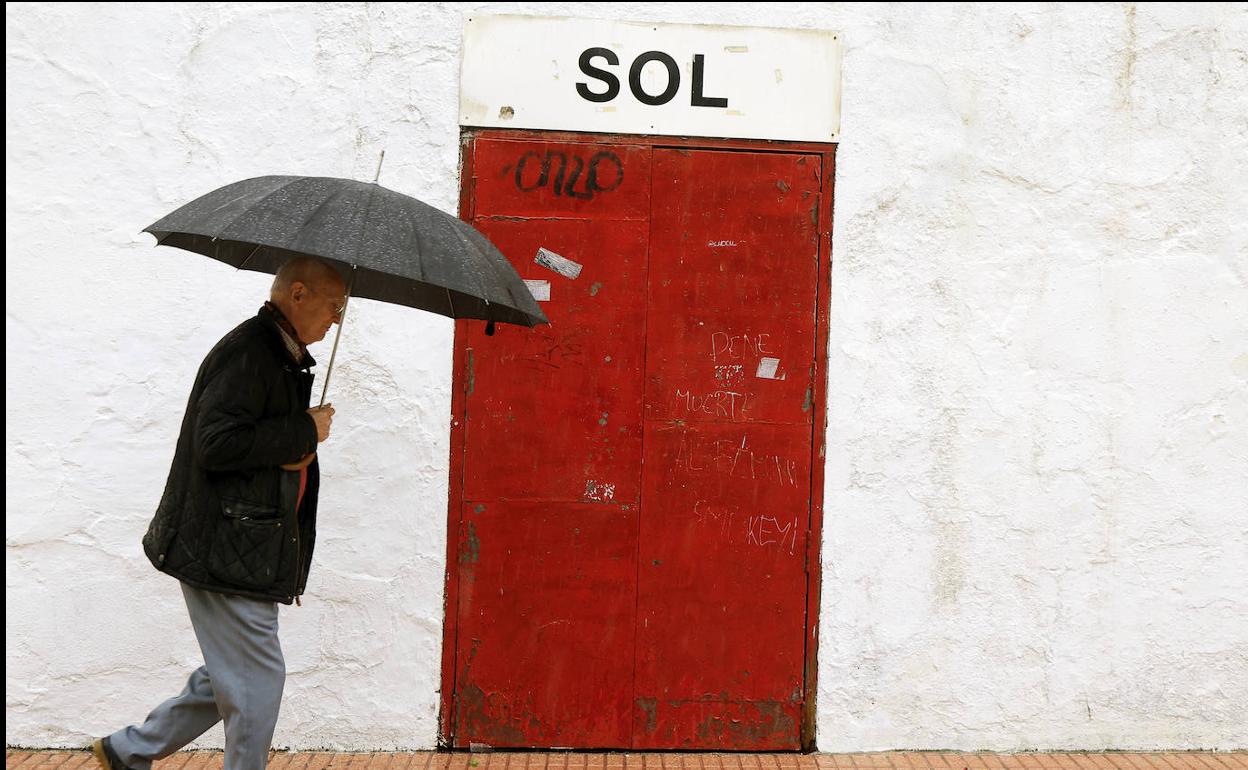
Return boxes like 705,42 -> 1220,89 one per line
144,159 -> 547,404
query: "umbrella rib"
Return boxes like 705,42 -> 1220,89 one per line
446,217 -> 538,321
350,183 -> 379,269
211,176 -> 305,241
456,220 -> 518,301
236,243 -> 263,271
409,200 -> 427,283
445,218 -> 492,309
407,200 -> 469,304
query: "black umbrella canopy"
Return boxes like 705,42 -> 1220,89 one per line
144,175 -> 547,328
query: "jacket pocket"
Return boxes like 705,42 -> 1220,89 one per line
207,498 -> 285,589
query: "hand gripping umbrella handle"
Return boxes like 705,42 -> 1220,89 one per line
319,265 -> 357,408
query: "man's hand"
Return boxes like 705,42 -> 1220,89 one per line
308,404 -> 335,442
280,452 -> 316,472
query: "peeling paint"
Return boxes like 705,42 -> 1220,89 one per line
456,685 -> 528,746
691,701 -> 797,746
461,522 -> 480,566
583,480 -> 616,503
636,697 -> 658,733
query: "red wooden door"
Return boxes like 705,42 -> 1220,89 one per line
447,134 -> 824,750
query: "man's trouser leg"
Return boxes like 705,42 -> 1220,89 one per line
108,582 -> 285,770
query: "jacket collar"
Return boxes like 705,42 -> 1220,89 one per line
257,304 -> 317,370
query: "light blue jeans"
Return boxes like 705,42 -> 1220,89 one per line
109,582 -> 285,770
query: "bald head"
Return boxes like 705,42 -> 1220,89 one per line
271,256 -> 343,300
270,257 -> 347,344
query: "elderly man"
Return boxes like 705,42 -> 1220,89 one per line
92,256 -> 346,770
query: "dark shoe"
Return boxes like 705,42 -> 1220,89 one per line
91,737 -> 134,770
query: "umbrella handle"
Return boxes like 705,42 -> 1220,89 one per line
319,265 -> 357,408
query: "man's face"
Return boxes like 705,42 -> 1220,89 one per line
288,277 -> 346,344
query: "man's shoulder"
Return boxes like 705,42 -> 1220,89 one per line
204,314 -> 284,367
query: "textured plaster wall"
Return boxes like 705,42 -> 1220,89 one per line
6,1 -> 1247,753
813,2 -> 1247,753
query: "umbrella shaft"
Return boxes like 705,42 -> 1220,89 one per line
319,266 -> 356,408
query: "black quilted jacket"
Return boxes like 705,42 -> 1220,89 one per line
142,306 -> 321,604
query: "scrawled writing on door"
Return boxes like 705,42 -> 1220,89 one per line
673,388 -> 756,421
710,331 -> 774,363
692,499 -> 800,556
670,330 -> 786,422
673,432 -> 799,487
510,149 -> 624,201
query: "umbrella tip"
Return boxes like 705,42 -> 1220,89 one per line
373,150 -> 386,184
485,320 -> 496,336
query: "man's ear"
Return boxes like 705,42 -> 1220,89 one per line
290,281 -> 309,303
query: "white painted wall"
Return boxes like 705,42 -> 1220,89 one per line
6,2 -> 1246,753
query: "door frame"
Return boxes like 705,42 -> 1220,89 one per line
439,128 -> 837,751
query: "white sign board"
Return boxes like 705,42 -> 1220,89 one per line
460,15 -> 842,143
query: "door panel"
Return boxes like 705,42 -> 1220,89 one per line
462,217 -> 648,504
454,500 -> 637,747
452,138 -> 651,748
633,150 -> 820,750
